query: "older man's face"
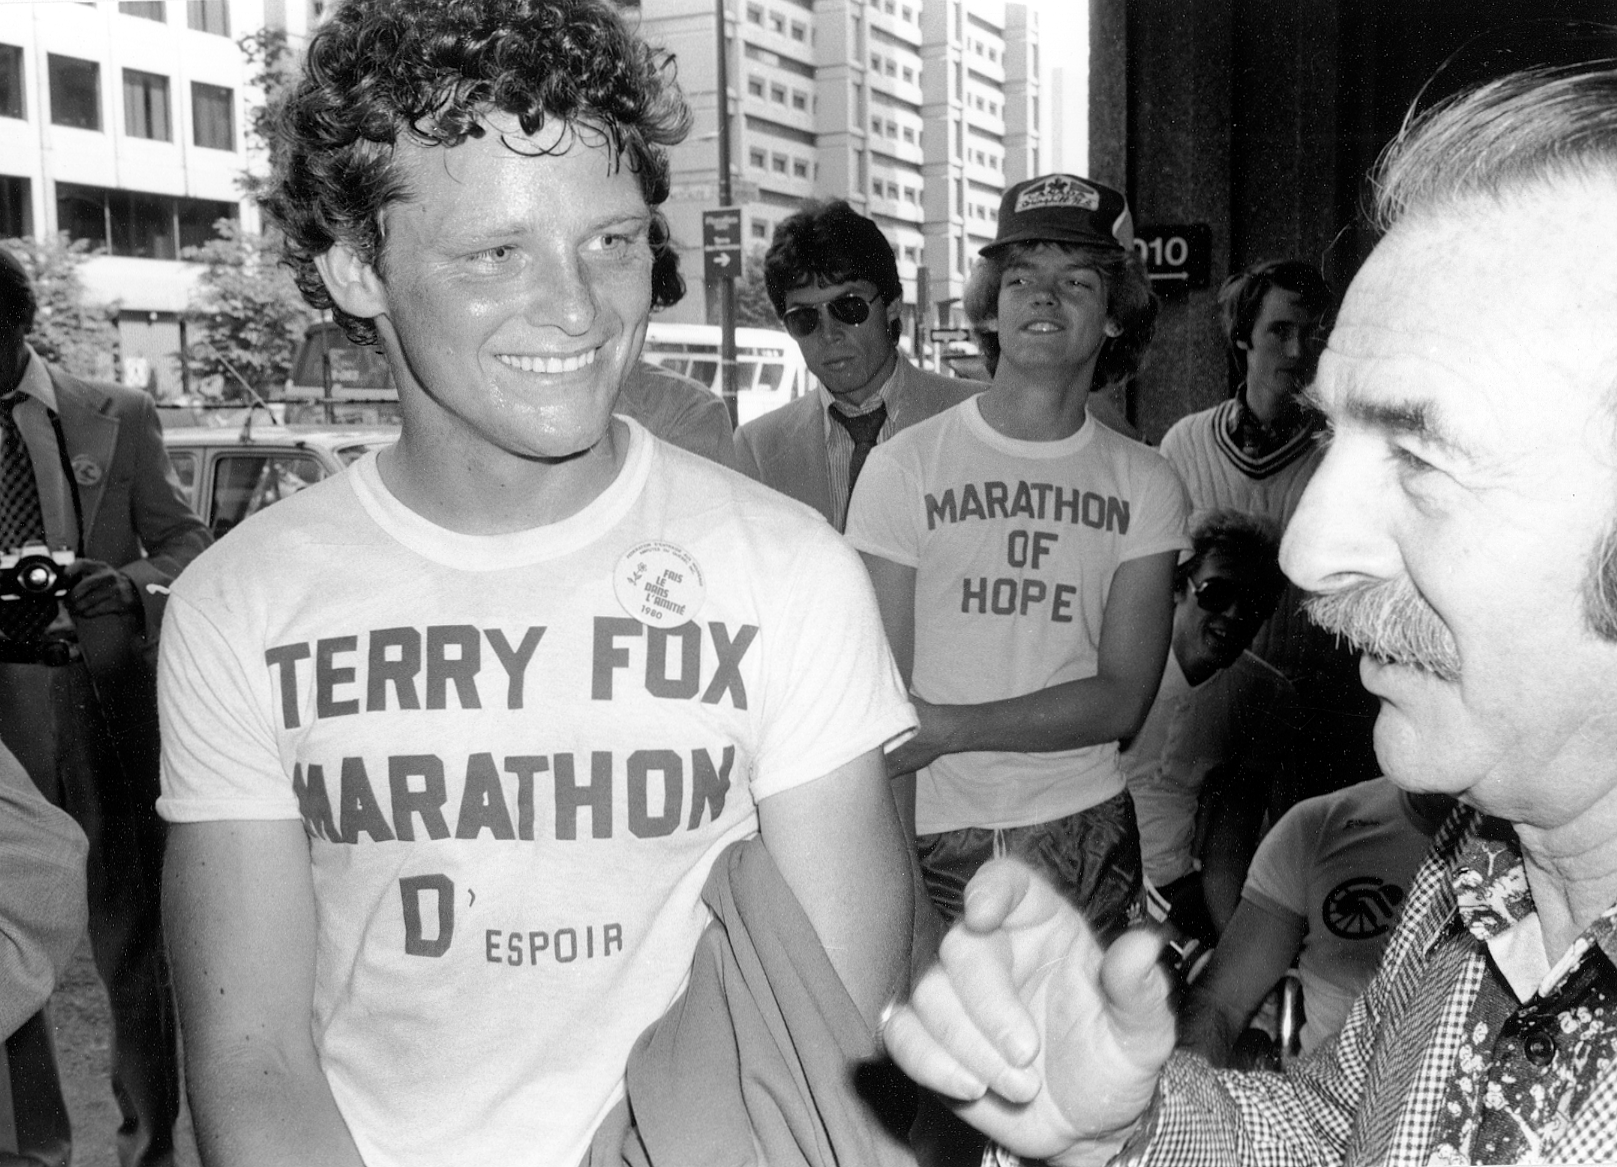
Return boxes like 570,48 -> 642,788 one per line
1281,177 -> 1617,829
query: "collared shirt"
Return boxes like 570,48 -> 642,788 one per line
1209,389 -> 1323,482
1110,805 -> 1617,1167
11,346 -> 60,413
818,361 -> 900,533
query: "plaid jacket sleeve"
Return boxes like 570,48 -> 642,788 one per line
1114,810 -> 1475,1167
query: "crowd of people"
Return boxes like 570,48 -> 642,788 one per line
2,1 -> 1615,1165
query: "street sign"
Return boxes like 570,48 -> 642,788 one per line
929,327 -> 973,344
703,207 -> 743,282
1132,224 -> 1212,289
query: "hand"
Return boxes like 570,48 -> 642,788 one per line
65,559 -> 141,620
886,697 -> 953,778
882,859 -> 1175,1165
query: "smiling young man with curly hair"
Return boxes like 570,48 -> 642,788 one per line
154,3 -> 916,1163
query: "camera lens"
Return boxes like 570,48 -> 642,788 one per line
15,558 -> 61,595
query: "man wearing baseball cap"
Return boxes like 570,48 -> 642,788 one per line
845,175 -> 1190,948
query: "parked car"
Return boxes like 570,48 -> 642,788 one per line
162,420 -> 397,539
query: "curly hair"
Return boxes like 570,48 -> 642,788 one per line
263,0 -> 691,347
962,241 -> 1157,387
763,200 -> 904,341
1174,508 -> 1285,618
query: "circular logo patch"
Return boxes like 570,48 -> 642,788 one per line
71,455 -> 103,486
1322,877 -> 1405,940
614,541 -> 705,627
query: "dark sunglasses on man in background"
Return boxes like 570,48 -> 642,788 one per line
781,293 -> 881,338
1192,577 -> 1263,616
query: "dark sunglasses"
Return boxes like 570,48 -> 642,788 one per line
1192,577 -> 1257,615
782,294 -> 879,338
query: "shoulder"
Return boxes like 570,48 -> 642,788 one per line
620,361 -> 724,418
48,366 -> 154,417
736,392 -> 819,446
171,471 -> 365,601
657,435 -> 828,527
892,359 -> 982,415
1159,403 -> 1223,448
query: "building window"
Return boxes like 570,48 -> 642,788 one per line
902,66 -> 914,84
745,3 -> 763,22
57,182 -> 236,259
49,55 -> 100,131
124,69 -> 171,141
871,53 -> 881,71
0,44 -> 23,120
187,0 -> 230,35
751,220 -> 768,239
0,176 -> 29,238
192,82 -> 233,150
120,2 -> 166,21
871,116 -> 882,135
886,119 -> 897,138
790,21 -> 806,41
770,83 -> 786,104
771,154 -> 787,173
791,89 -> 807,111
792,158 -> 808,178
884,59 -> 896,77
747,75 -> 764,97
902,6 -> 913,21
749,147 -> 766,168
769,12 -> 785,34
902,126 -> 915,144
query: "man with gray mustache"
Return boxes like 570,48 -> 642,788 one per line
882,63 -> 1617,1166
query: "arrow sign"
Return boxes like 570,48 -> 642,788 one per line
930,327 -> 973,344
704,208 -> 744,282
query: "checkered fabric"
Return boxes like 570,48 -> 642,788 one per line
0,391 -> 56,642
1106,805 -> 1617,1166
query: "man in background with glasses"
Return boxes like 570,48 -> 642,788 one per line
735,200 -> 975,532
1120,509 -> 1294,956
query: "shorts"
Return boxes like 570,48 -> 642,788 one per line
917,790 -> 1143,946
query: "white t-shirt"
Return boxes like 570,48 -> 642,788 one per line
1243,777 -> 1435,1052
846,397 -> 1190,833
157,421 -> 915,1167
1122,649 -> 1296,887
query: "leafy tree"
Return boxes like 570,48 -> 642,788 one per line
735,245 -> 779,328
183,220 -> 313,401
1,234 -> 118,381
236,26 -> 296,199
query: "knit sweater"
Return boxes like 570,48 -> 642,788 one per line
1159,400 -> 1323,678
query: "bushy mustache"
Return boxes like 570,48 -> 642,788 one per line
1303,577 -> 1461,681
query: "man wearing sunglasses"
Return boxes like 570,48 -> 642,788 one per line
734,200 -> 976,532
1121,509 -> 1293,952
846,175 -> 1189,948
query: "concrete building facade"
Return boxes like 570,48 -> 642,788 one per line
632,0 -> 1041,340
0,0 -> 317,397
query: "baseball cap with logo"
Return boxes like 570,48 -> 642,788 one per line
982,174 -> 1135,257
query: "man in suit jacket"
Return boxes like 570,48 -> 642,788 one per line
734,200 -> 977,531
0,245 -> 209,1167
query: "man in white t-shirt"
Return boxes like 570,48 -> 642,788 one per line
155,3 -> 917,1164
1180,778 -> 1449,1063
847,174 -> 1189,945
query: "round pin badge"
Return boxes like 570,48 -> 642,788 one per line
614,541 -> 705,627
71,456 -> 103,486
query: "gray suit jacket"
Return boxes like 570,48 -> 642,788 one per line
733,356 -> 980,524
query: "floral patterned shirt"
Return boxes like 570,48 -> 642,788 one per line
1426,817 -> 1617,1164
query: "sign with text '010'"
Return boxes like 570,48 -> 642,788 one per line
703,208 -> 743,282
1132,224 -> 1211,289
